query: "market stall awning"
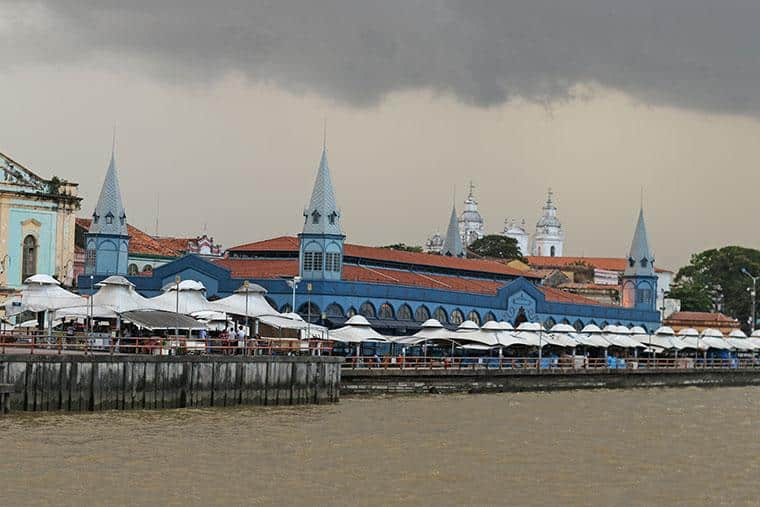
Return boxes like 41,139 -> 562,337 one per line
121,310 -> 206,330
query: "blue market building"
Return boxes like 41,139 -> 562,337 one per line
79,145 -> 662,333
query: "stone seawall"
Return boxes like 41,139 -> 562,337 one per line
341,368 -> 760,395
0,355 -> 342,413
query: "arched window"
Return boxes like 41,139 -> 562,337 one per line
467,311 -> 481,326
143,264 -> 153,272
346,307 -> 357,318
280,304 -> 293,314
483,312 -> 496,323
297,302 -> 320,320
397,304 -> 413,321
22,235 -> 37,281
561,318 -> 570,325
326,303 -> 345,318
450,309 -> 464,326
105,212 -> 114,225
640,258 -> 648,268
544,317 -> 556,330
359,302 -> 376,319
573,320 -> 584,332
127,263 -> 139,275
311,210 -> 321,224
378,303 -> 394,320
434,307 -> 448,324
550,245 -> 556,257
415,305 -> 430,322
601,321 -> 609,328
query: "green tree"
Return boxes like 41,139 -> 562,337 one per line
468,235 -> 525,261
669,246 -> 760,330
381,243 -> 423,253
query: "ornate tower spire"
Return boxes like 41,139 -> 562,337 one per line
459,180 -> 484,247
298,140 -> 345,282
621,206 -> 657,312
624,207 -> 655,277
85,143 -> 130,276
442,203 -> 465,257
532,188 -> 564,257
302,146 -> 342,236
89,148 -> 127,236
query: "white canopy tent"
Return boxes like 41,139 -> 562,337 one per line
210,283 -> 279,318
149,280 -> 217,314
677,328 -> 710,351
484,320 -> 525,348
648,326 -> 685,350
602,325 -> 645,349
512,322 -> 569,347
726,329 -> 757,351
7,274 -> 86,316
699,328 -> 733,351
394,319 -> 458,345
573,324 -> 610,348
549,323 -> 581,348
55,275 -> 154,320
329,315 -> 389,343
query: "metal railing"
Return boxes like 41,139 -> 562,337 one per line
0,331 -> 333,356
340,355 -> 760,371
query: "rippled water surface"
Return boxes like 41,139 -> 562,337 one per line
2,387 -> 760,506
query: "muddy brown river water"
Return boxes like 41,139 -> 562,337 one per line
1,387 -> 759,506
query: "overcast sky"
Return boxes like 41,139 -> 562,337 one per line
2,1 -> 760,270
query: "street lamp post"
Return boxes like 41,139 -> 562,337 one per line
306,282 -> 313,343
89,275 -> 94,345
287,276 -> 301,313
741,268 -> 758,334
243,280 -> 250,356
175,275 -> 181,354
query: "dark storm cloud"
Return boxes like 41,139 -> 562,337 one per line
4,0 -> 760,114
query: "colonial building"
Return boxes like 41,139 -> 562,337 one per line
503,218 -> 530,256
84,143 -> 662,333
663,311 -> 740,334
74,151 -> 221,282
459,182 -> 485,247
525,210 -> 675,315
532,189 -> 564,257
0,150 -> 81,290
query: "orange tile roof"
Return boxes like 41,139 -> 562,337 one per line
212,258 -> 609,304
227,236 -> 300,252
665,312 -> 739,324
228,236 -> 538,279
538,286 -> 603,306
77,218 -> 181,258
214,258 -> 299,279
154,237 -> 192,253
526,256 -> 672,274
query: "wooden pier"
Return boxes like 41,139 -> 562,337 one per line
0,355 -> 342,413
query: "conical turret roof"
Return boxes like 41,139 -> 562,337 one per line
89,151 -> 127,236
625,207 -> 655,277
441,204 -> 464,257
302,147 -> 342,236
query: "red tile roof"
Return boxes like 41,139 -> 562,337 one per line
664,312 -> 739,324
154,237 -> 193,253
538,286 -> 602,306
526,256 -> 672,274
214,258 -> 298,279
212,258 -> 607,304
228,236 -> 538,279
77,218 -> 181,258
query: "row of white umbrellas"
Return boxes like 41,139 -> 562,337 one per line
327,316 -> 760,352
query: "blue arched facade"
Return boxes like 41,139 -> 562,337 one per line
80,254 -> 661,333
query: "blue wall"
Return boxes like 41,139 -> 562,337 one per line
79,255 -> 662,332
7,207 -> 57,287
